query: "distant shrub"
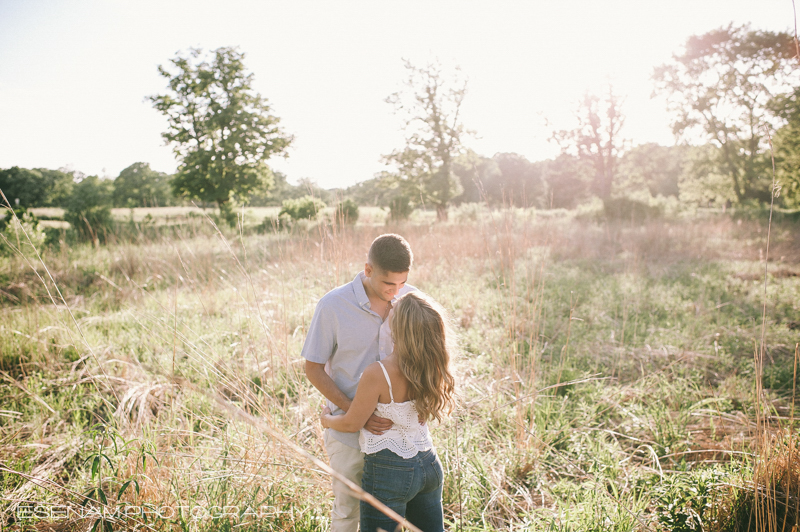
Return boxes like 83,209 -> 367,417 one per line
64,176 -> 114,243
603,197 -> 663,222
0,207 -> 29,232
43,227 -> 66,249
258,214 -> 292,233
452,202 -> 488,223
0,209 -> 45,256
334,199 -> 359,225
388,195 -> 413,222
65,206 -> 113,244
280,196 -> 326,221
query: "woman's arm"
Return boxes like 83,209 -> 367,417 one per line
321,363 -> 384,433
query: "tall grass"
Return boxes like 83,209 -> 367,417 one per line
1,205 -> 799,530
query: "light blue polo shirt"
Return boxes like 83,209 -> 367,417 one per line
301,271 -> 415,449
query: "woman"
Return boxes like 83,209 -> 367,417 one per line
321,291 -> 455,532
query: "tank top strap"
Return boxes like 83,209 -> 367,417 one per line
377,361 -> 394,402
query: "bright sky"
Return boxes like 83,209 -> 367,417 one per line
0,0 -> 793,189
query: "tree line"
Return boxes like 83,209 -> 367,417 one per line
0,163 -> 332,211
366,24 -> 800,219
2,24 -> 799,230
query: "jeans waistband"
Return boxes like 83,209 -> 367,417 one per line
366,447 -> 436,463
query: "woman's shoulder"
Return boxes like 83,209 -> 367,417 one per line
362,361 -> 385,378
361,360 -> 391,387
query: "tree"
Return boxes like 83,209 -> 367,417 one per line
770,88 -> 800,208
0,167 -> 74,207
552,87 -> 627,200
382,60 -> 469,221
488,153 -> 546,207
542,154 -> 592,209
344,176 -> 388,207
150,47 -> 292,217
36,168 -> 75,207
112,162 -> 173,208
653,24 -> 798,203
678,145 -> 737,206
0,167 -> 47,207
616,143 -> 689,199
452,150 -> 499,205
245,171 -> 302,206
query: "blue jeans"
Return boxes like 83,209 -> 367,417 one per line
361,449 -> 444,532
360,448 -> 444,532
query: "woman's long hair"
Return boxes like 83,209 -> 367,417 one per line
392,291 -> 455,423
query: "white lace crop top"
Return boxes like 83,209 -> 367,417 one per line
358,362 -> 433,459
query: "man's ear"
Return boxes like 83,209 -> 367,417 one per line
364,263 -> 373,278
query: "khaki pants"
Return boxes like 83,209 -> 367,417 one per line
324,431 -> 365,532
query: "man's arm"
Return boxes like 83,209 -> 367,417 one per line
321,363 -> 383,433
305,360 -> 352,412
305,360 -> 392,435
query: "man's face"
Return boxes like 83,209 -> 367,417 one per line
364,264 -> 408,302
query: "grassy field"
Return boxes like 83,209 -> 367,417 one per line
27,206 -> 395,227
1,207 -> 799,531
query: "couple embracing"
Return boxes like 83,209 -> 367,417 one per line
302,234 -> 454,532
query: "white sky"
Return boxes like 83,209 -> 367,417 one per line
0,0 -> 793,189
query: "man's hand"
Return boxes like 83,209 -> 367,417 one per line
363,413 -> 393,435
320,405 -> 332,429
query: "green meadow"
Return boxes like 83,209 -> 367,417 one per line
1,208 -> 799,531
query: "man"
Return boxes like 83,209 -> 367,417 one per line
302,234 -> 415,532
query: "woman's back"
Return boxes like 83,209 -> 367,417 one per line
375,357 -> 409,403
359,360 -> 432,458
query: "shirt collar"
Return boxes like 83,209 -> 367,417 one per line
352,271 -> 371,309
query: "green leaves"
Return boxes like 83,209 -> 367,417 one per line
334,199 -> 359,225
653,24 -> 799,204
63,175 -> 114,243
279,195 -> 326,221
117,478 -> 140,499
112,162 -> 173,208
150,47 -> 292,210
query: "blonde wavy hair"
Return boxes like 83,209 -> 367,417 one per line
392,291 -> 455,423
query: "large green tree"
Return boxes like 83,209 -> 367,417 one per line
150,47 -> 292,213
653,24 -> 798,203
112,162 -> 173,208
382,60 -> 469,221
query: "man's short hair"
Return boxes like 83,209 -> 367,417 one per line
368,234 -> 413,272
